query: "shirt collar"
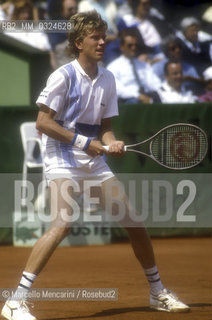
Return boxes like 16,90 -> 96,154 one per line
72,59 -> 103,79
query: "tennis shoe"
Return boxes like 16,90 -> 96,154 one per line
150,288 -> 190,312
1,300 -> 36,320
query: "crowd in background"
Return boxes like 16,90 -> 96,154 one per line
0,0 -> 212,103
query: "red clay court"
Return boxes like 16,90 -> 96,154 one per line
0,237 -> 211,320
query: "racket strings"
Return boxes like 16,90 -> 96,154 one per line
151,126 -> 207,169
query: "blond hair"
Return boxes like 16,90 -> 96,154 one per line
67,10 -> 107,57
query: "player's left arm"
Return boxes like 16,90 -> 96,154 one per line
100,118 -> 125,156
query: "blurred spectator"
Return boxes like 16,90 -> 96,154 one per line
47,0 -> 78,48
114,0 -> 126,7
78,0 -> 117,36
116,0 -> 131,19
4,0 -> 51,51
117,0 -> 173,60
47,0 -> 77,20
12,0 -> 34,19
155,60 -> 197,103
117,0 -> 165,23
34,1 -> 49,20
152,34 -> 201,92
198,67 -> 212,102
47,0 -> 78,69
105,25 -> 152,66
176,16 -> 212,75
0,0 -> 14,20
0,0 -> 38,20
107,28 -> 161,104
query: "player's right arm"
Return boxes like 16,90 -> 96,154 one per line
37,104 -> 106,156
36,104 -> 74,143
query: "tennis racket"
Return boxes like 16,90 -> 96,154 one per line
103,123 -> 208,170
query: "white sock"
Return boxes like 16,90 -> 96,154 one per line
11,271 -> 37,301
144,266 -> 164,295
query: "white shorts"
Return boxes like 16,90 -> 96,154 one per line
45,156 -> 114,187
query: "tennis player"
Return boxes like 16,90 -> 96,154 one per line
2,11 -> 189,320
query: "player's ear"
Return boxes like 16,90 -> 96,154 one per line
75,40 -> 83,51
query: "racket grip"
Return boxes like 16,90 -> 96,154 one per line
103,145 -> 110,151
103,146 -> 127,151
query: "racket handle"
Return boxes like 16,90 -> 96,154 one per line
103,146 -> 127,151
103,146 -> 110,151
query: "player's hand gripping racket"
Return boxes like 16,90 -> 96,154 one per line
103,123 -> 208,170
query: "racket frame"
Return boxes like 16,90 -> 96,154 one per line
105,123 -> 208,170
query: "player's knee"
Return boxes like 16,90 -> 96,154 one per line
57,226 -> 71,241
47,225 -> 71,244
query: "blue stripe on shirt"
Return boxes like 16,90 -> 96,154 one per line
62,64 -> 82,123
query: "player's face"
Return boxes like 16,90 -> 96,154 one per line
76,28 -> 106,62
166,63 -> 183,91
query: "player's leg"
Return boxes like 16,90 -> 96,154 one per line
24,178 -> 73,275
100,177 -> 156,267
100,176 -> 190,313
1,178 -> 74,320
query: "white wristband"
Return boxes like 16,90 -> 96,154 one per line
73,134 -> 91,151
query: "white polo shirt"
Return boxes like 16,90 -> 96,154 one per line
36,59 -> 119,170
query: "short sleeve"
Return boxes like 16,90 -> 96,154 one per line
36,69 -> 68,113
